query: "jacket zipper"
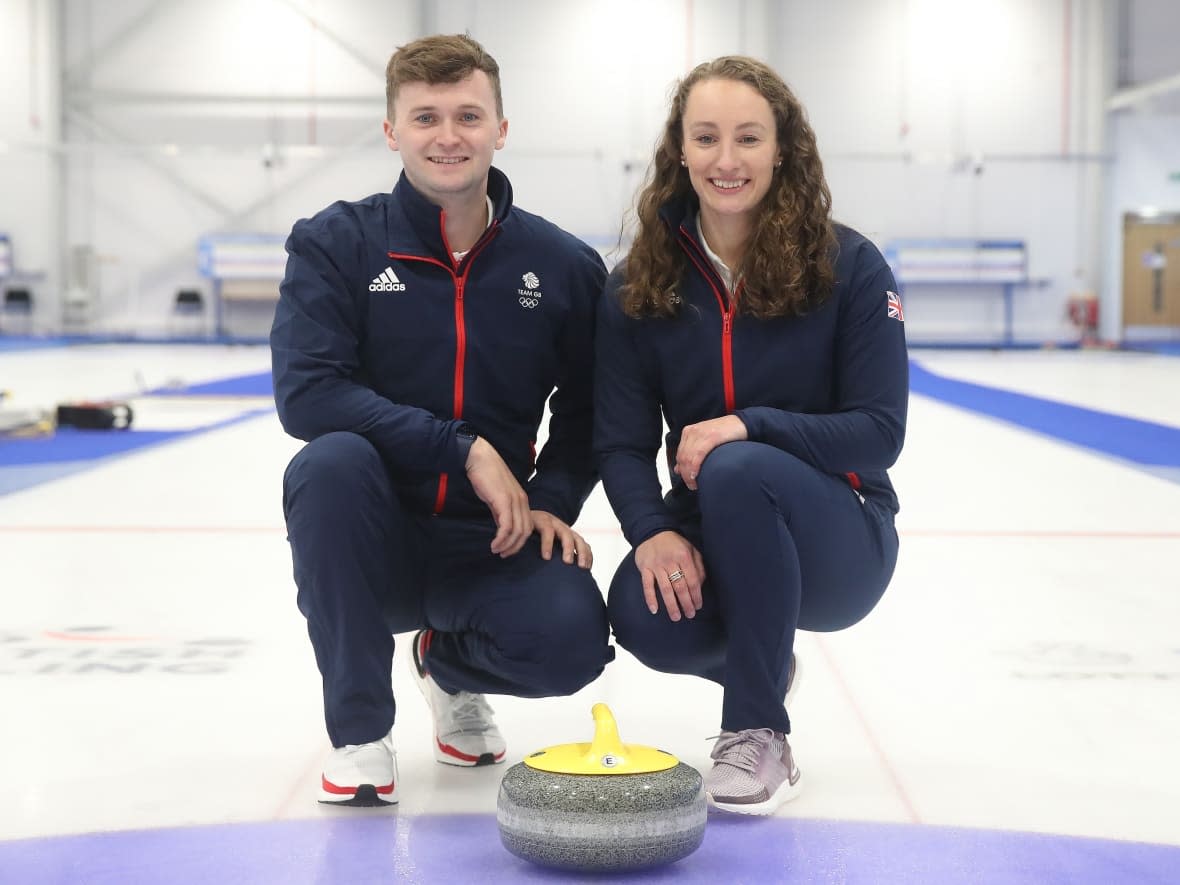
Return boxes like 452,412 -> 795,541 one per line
387,217 -> 499,513
678,226 -> 736,411
677,225 -> 862,495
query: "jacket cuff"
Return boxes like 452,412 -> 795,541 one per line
625,516 -> 680,549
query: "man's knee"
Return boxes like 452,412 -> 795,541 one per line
284,432 -> 384,512
531,577 -> 613,694
286,432 -> 381,486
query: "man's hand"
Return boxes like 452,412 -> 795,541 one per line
465,437 -> 532,557
674,415 -> 748,492
634,531 -> 706,621
532,511 -> 592,569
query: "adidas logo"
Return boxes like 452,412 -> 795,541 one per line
369,267 -> 406,293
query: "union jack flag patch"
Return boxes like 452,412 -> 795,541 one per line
886,290 -> 904,322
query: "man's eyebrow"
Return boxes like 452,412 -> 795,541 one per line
405,103 -> 488,114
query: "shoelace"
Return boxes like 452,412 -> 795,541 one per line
341,734 -> 392,755
708,728 -> 779,774
447,691 -> 497,735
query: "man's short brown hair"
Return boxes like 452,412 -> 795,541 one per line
385,34 -> 503,119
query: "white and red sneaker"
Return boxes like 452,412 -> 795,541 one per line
318,730 -> 398,806
411,629 -> 506,767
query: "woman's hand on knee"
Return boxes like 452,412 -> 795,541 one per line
634,531 -> 706,621
531,510 -> 593,569
674,416 -> 747,491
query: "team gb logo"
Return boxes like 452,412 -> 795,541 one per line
518,272 -> 543,309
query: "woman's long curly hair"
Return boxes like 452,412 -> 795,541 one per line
621,56 -> 836,319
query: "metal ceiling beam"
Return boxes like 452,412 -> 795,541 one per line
275,0 -> 387,78
64,107 -> 235,217
67,90 -> 379,107
132,121 -> 384,289
63,0 -> 173,85
218,124 -> 383,229
1107,70 -> 1180,111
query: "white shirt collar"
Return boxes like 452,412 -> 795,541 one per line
695,215 -> 737,293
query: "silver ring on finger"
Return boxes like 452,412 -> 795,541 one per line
668,570 -> 685,582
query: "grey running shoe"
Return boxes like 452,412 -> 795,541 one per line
705,728 -> 802,815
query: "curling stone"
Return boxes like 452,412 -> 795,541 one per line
497,703 -> 705,872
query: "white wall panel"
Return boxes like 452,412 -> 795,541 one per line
0,0 -> 62,329
0,0 -> 1174,341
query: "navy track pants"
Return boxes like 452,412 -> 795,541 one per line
607,441 -> 897,734
283,432 -> 614,747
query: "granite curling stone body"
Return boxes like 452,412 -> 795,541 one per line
497,703 -> 706,871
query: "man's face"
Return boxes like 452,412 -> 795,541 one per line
384,71 -> 507,206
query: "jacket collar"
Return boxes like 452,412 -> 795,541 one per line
658,191 -> 703,245
388,166 -> 513,261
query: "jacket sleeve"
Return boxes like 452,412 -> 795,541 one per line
593,274 -> 680,547
525,244 -> 607,525
734,243 -> 908,473
271,217 -> 472,473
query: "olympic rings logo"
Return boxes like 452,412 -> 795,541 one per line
519,296 -> 540,309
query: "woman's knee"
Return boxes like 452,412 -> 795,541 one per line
696,442 -> 813,521
698,441 -> 801,493
607,557 -> 721,675
606,554 -> 651,648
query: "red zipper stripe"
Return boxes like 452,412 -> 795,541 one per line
678,227 -> 736,411
453,276 -> 466,418
677,227 -> 863,497
386,220 -> 498,514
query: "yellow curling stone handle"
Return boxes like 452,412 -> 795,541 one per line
523,703 -> 678,775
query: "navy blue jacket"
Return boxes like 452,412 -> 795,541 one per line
594,200 -> 908,548
272,167 -> 607,523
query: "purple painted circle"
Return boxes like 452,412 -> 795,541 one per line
0,813 -> 1176,884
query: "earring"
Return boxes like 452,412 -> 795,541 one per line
680,156 -> 687,166
775,159 -> 782,168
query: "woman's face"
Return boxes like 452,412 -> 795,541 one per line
681,77 -> 780,230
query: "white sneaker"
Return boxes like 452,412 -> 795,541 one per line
318,730 -> 398,806
411,629 -> 507,766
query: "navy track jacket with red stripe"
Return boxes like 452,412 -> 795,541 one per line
271,167 -> 607,524
594,200 -> 908,548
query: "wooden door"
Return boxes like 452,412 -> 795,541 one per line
1122,214 -> 1180,328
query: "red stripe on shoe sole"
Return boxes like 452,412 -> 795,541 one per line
321,775 -> 395,796
436,737 -> 505,763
